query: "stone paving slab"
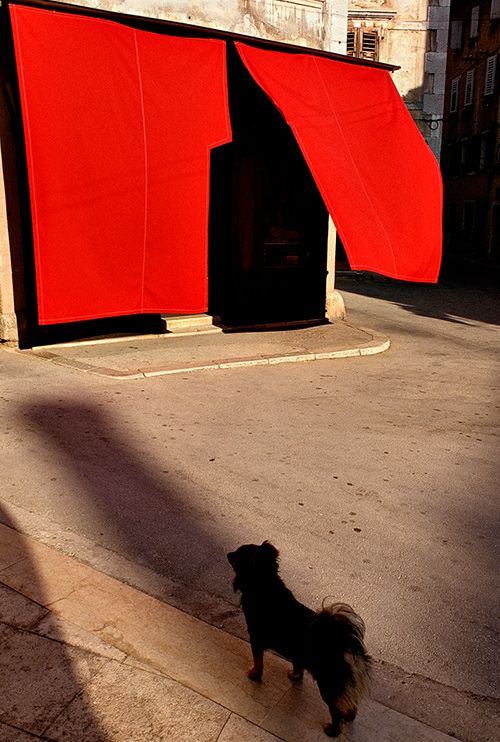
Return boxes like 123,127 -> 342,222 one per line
0,522 -> 461,741
35,612 -> 127,661
0,622 -> 108,737
0,524 -> 30,570
26,322 -> 390,378
0,722 -> 42,741
45,661 -> 230,742
218,715 -> 282,741
0,583 -> 47,630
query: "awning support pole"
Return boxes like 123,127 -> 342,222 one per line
325,216 -> 346,320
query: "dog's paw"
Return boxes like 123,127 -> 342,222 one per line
323,722 -> 342,738
287,669 -> 303,682
247,666 -> 263,682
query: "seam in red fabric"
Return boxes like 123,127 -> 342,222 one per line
311,57 -> 399,278
133,30 -> 149,313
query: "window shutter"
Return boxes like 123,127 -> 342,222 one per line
491,0 -> 500,20
347,31 -> 355,56
360,30 -> 378,61
480,132 -> 489,170
450,20 -> 463,49
470,6 -> 480,37
450,78 -> 459,111
346,28 -> 379,61
464,69 -> 475,105
484,55 -> 497,95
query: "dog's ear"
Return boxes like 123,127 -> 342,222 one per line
261,540 -> 279,555
260,541 -> 279,560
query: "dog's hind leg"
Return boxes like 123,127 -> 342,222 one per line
323,706 -> 343,738
343,707 -> 357,723
324,722 -> 342,737
324,698 -> 358,736
318,684 -> 345,738
323,704 -> 358,737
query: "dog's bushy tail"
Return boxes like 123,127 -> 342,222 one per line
306,601 -> 371,716
320,600 -> 368,654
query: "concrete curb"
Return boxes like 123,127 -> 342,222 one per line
27,335 -> 391,380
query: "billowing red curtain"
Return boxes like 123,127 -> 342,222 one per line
10,5 -> 231,324
236,43 -> 442,283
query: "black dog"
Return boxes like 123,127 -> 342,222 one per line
227,541 -> 371,737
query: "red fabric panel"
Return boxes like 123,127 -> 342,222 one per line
10,5 -> 231,324
237,43 -> 442,283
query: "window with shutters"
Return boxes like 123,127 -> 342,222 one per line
484,55 -> 497,95
470,6 -> 480,37
464,69 -> 475,106
361,31 -> 378,60
480,132 -> 488,170
450,78 -> 459,112
450,20 -> 463,49
346,28 -> 379,61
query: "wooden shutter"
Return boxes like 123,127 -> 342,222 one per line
484,55 -> 497,96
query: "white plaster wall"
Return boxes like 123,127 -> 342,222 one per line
59,0 -> 348,49
387,26 -> 427,100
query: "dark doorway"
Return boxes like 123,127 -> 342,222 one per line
209,45 -> 329,326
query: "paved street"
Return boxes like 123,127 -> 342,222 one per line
1,276 -> 499,741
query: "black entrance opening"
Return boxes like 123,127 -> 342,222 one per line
209,44 -> 329,326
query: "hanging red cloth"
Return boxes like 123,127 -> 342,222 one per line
236,42 -> 442,283
10,5 -> 231,324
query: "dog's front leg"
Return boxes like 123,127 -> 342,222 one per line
247,641 -> 264,681
287,654 -> 304,682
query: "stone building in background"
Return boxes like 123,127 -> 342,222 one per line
347,0 -> 451,157
440,0 -> 499,270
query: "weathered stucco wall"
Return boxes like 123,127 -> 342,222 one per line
0,147 -> 16,342
0,76 -> 24,344
57,0 -> 348,50
348,0 -> 449,157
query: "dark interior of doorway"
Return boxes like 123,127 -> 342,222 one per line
208,44 -> 329,327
